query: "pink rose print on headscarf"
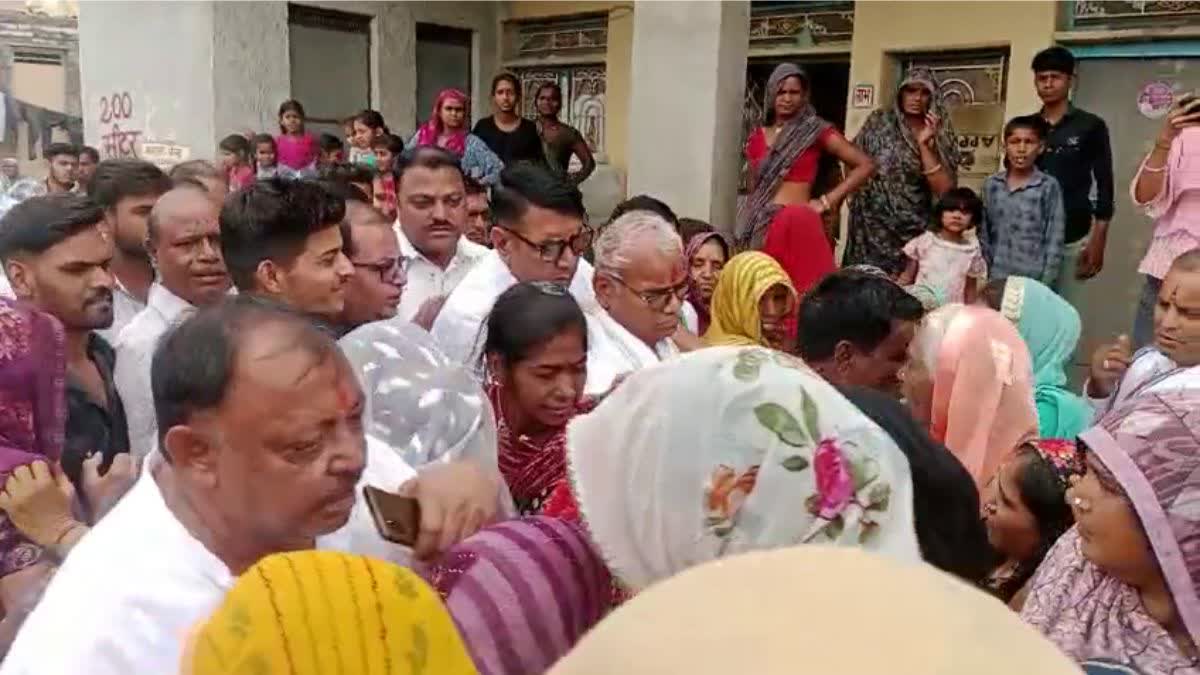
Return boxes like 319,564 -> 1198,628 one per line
813,438 -> 854,519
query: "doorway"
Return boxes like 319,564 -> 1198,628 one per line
288,4 -> 371,141
415,23 -> 472,130
1068,46 -> 1200,377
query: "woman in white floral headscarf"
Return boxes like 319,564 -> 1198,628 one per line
556,346 -> 920,592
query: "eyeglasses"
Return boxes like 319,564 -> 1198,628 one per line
501,225 -> 593,264
352,257 -> 403,284
604,273 -> 687,313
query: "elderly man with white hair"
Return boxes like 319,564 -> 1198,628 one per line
584,210 -> 685,394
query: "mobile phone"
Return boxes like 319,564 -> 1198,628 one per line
363,485 -> 421,546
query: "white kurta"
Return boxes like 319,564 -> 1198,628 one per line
583,302 -> 680,396
430,250 -> 596,367
395,228 -> 489,322
0,435 -> 417,675
1085,347 -> 1200,420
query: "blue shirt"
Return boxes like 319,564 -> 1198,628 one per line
980,168 -> 1066,287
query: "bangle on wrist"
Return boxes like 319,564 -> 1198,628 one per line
50,521 -> 83,557
1142,162 -> 1167,173
922,163 -> 943,176
819,195 -> 832,212
1155,141 -> 1172,151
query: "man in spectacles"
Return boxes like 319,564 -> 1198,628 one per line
338,196 -> 405,332
432,163 -> 596,366
586,211 -> 684,394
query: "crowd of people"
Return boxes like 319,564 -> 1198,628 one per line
0,43 -> 1193,674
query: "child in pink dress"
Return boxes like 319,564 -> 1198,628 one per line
899,187 -> 987,305
217,134 -> 255,192
274,99 -> 318,173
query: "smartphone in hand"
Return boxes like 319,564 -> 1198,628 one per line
363,485 -> 421,546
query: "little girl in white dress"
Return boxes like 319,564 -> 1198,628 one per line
899,187 -> 987,305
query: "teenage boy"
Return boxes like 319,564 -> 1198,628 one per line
980,115 -> 1065,288
1032,46 -> 1113,287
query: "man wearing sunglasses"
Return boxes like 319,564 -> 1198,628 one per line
432,163 -> 596,366
585,210 -> 684,394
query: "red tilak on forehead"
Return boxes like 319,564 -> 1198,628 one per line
335,379 -> 355,412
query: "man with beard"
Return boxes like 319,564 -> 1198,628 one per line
0,297 -> 501,674
115,184 -> 231,457
798,270 -> 925,397
472,72 -> 544,167
75,146 -> 99,193
43,143 -> 77,195
1086,248 -> 1200,416
433,163 -> 595,365
219,178 -> 354,324
0,194 -> 130,485
88,159 -> 173,342
334,185 -> 404,331
394,147 -> 488,323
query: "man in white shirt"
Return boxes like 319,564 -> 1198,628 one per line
585,211 -> 683,394
337,192 -> 404,332
88,160 -> 173,343
1086,249 -> 1200,416
220,178 -> 354,325
0,298 -> 501,675
433,163 -> 595,366
394,147 -> 488,323
114,184 -> 231,458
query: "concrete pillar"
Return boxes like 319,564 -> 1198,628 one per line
625,0 -> 748,232
78,1 -> 288,162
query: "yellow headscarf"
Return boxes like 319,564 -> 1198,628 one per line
702,251 -> 797,347
183,551 -> 477,675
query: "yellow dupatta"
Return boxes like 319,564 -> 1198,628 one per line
184,550 -> 477,675
702,252 -> 796,347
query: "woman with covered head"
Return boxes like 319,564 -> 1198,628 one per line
847,67 -> 960,275
1022,391 -> 1200,673
684,231 -> 729,335
982,275 -> 1092,440
408,88 -> 504,185
737,63 -> 875,295
702,251 -> 797,351
901,303 -> 1038,487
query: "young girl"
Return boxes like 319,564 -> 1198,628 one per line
274,99 -> 318,172
371,133 -> 404,220
899,187 -> 987,304
217,134 -> 255,192
252,134 -> 282,180
349,109 -> 387,168
982,440 -> 1079,607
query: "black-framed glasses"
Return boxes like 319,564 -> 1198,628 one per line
352,257 -> 403,284
604,273 -> 687,313
502,225 -> 594,264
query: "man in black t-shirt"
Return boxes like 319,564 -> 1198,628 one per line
1032,46 -> 1114,291
472,73 -> 545,167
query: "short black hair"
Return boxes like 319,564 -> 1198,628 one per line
491,164 -> 585,231
218,134 -> 251,160
0,193 -> 105,263
371,133 -> 405,155
797,272 -> 924,360
842,387 -> 994,586
491,72 -> 521,98
152,295 -> 338,455
86,159 -> 172,210
608,194 -> 678,227
79,145 -> 100,163
318,179 -> 369,205
319,162 -> 375,186
45,142 -> 78,161
395,146 -> 464,185
534,81 -> 563,103
219,178 -> 346,291
483,281 -> 587,368
932,187 -> 983,228
1031,46 -> 1075,76
1003,114 -> 1048,141
353,109 -> 388,134
251,133 -> 276,150
678,217 -> 714,242
463,176 -> 486,196
318,133 -> 344,154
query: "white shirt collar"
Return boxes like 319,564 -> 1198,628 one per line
395,226 -> 488,269
147,282 -> 194,325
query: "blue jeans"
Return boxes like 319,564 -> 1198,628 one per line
1133,275 -> 1162,350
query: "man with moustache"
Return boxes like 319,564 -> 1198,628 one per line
0,194 -> 130,485
336,187 -> 405,331
115,184 -> 232,457
1086,248 -> 1200,417
1,298 -> 501,674
394,147 -> 488,323
219,178 -> 354,324
88,160 -> 173,342
433,163 -> 595,365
